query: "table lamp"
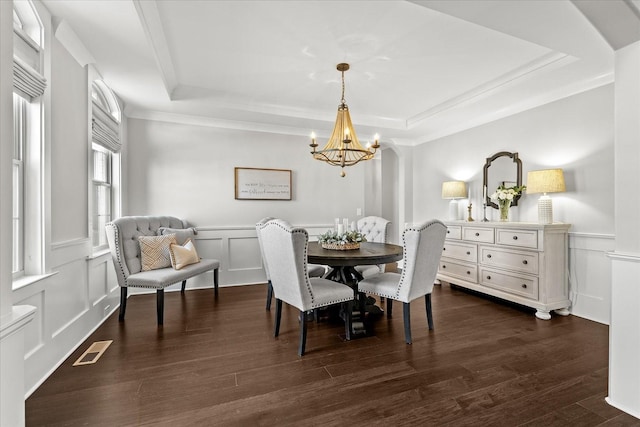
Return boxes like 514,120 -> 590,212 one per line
526,169 -> 566,224
442,181 -> 467,220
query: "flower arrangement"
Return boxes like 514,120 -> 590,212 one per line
490,184 -> 526,221
318,229 -> 366,250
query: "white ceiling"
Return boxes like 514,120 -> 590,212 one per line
41,0 -> 638,146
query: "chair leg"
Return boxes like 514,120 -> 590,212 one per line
344,301 -> 353,341
426,293 -> 434,330
274,299 -> 282,337
213,268 -> 219,298
298,309 -> 308,356
118,287 -> 127,321
266,280 -> 273,311
157,289 -> 164,326
403,302 -> 412,344
181,280 -> 187,293
386,298 -> 393,318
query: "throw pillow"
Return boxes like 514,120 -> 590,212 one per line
158,227 -> 197,245
169,239 -> 200,270
139,234 -> 176,271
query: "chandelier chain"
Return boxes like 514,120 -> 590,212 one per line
341,70 -> 346,104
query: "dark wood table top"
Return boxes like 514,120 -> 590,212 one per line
307,241 -> 403,267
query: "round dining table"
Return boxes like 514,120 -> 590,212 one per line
307,241 -> 403,337
307,241 -> 403,284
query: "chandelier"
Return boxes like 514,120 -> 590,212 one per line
309,63 -> 380,177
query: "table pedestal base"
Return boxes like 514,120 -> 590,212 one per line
324,266 -> 383,338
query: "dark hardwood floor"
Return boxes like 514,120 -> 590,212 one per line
26,283 -> 639,426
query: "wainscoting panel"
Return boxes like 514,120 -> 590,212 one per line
15,244 -> 121,397
14,291 -> 44,359
47,260 -> 89,338
568,232 -> 614,324
88,259 -> 108,306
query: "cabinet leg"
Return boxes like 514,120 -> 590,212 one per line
554,307 -> 571,316
535,310 -> 551,320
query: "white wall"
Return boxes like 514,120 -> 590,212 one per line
126,119 -> 366,227
411,84 -> 615,324
50,38 -> 88,243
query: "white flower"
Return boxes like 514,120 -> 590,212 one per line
490,184 -> 526,204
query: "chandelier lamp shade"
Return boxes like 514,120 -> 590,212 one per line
310,63 -> 380,177
442,181 -> 467,221
526,168 -> 566,224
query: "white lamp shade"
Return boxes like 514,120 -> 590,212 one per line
526,169 -> 566,194
442,181 -> 467,199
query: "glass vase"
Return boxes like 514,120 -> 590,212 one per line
499,200 -> 511,221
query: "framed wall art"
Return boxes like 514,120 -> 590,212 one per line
234,167 -> 292,200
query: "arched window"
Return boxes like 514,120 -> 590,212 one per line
91,80 -> 121,250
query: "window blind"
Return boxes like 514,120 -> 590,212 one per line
92,101 -> 121,152
13,55 -> 46,99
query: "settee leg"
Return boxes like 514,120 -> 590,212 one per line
214,268 -> 219,298
157,290 -> 164,325
181,280 -> 186,293
119,287 -> 127,321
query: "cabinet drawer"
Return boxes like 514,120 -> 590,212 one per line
479,246 -> 538,275
479,268 -> 538,300
439,259 -> 477,283
443,242 -> 477,263
463,227 -> 494,243
446,225 -> 462,240
496,228 -> 538,249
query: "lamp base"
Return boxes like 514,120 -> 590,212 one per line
537,194 -> 553,224
448,199 -> 460,221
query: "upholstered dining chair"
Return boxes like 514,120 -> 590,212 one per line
357,219 -> 447,344
354,216 -> 391,278
259,219 -> 354,356
256,217 -> 325,310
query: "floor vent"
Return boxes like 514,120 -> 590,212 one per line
73,340 -> 113,366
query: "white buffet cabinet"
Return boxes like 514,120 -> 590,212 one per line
437,221 -> 571,320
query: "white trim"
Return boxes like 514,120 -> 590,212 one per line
133,0 -> 177,99
52,19 -> 95,67
0,305 -> 36,341
607,251 -> 640,262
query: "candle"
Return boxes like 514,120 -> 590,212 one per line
468,188 -> 471,200
337,224 -> 344,234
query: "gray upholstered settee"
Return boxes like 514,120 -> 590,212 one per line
105,216 -> 220,325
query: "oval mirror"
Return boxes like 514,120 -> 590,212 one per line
483,151 -> 523,209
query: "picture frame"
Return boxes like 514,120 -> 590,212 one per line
234,167 -> 292,200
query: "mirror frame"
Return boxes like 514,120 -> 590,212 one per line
483,151 -> 523,209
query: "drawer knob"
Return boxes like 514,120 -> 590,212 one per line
442,265 -> 446,269
466,271 -> 471,275
443,247 -> 446,251
466,251 -> 471,255
521,284 -> 527,289
487,254 -> 492,258
447,230 -> 450,234
513,236 -> 518,240
522,260 -> 528,265
486,275 -> 491,280
475,232 -> 480,236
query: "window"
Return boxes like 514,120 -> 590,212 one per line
91,144 -> 112,248
13,94 -> 27,274
90,80 -> 121,251
12,0 -> 45,280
